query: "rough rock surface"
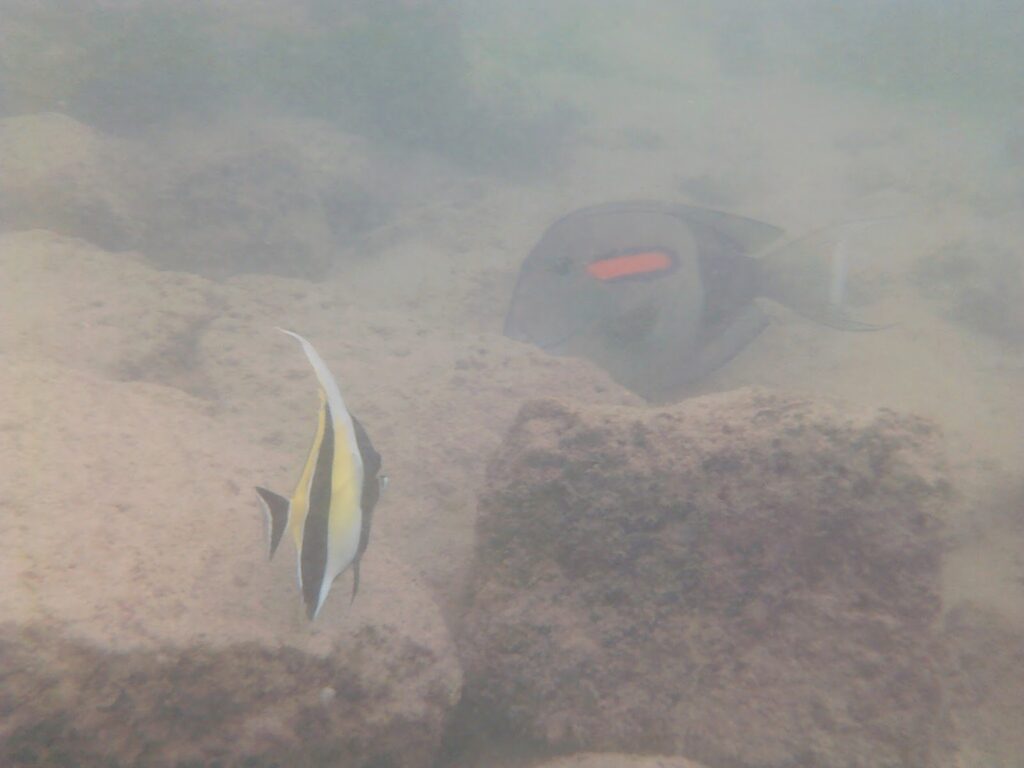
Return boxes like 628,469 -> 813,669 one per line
461,392 -> 953,768
533,755 -> 708,768
1,229 -> 637,623
0,232 -> 637,767
0,111 -> 397,280
0,360 -> 461,768
132,117 -> 370,279
195,301 -> 640,619
913,224 -> 1024,347
0,231 -> 222,391
0,113 -> 137,249
943,602 -> 1024,768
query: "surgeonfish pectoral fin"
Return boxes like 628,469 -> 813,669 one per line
254,486 -> 290,560
827,315 -> 895,332
803,305 -> 896,333
379,475 -> 389,494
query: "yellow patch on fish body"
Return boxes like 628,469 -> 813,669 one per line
328,405 -> 361,533
318,397 -> 363,614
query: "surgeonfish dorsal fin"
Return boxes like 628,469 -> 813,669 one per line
254,486 -> 290,560
663,202 -> 785,255
560,201 -> 786,256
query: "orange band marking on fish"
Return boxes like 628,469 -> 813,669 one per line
586,250 -> 674,281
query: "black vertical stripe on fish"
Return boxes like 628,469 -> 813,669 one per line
302,402 -> 335,619
350,414 -> 382,601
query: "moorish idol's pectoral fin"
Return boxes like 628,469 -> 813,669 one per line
254,486 -> 290,560
351,559 -> 361,604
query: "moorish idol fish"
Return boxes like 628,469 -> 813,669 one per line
255,329 -> 386,621
504,200 -> 886,400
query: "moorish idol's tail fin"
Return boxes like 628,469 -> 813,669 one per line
757,216 -> 896,332
255,486 -> 290,560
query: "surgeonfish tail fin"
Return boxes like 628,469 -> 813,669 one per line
757,216 -> 895,333
351,560 -> 361,604
254,486 -> 290,560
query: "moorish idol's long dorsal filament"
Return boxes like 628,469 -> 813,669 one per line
255,329 -> 386,620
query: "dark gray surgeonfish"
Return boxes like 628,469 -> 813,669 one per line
504,201 -> 883,400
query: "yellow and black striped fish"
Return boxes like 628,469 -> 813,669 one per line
255,330 -> 387,621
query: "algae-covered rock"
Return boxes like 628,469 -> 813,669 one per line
0,231 -> 222,393
128,115 -> 384,279
194,295 -> 642,622
914,228 -> 1024,347
140,141 -> 336,279
0,113 -> 138,249
0,360 -> 461,768
943,602 -> 1024,768
462,390 -> 953,768
533,754 -> 709,768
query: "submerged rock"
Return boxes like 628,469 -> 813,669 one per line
196,309 -> 640,625
943,602 -> 1024,768
914,226 -> 1024,347
534,755 -> 708,768
153,149 -> 333,278
134,118 -> 364,280
1,230 -> 639,640
461,390 -> 953,768
0,110 -> 392,280
0,113 -> 138,249
0,361 -> 461,768
0,231 -> 222,394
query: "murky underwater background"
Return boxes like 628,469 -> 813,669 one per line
1,1 -> 1023,766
